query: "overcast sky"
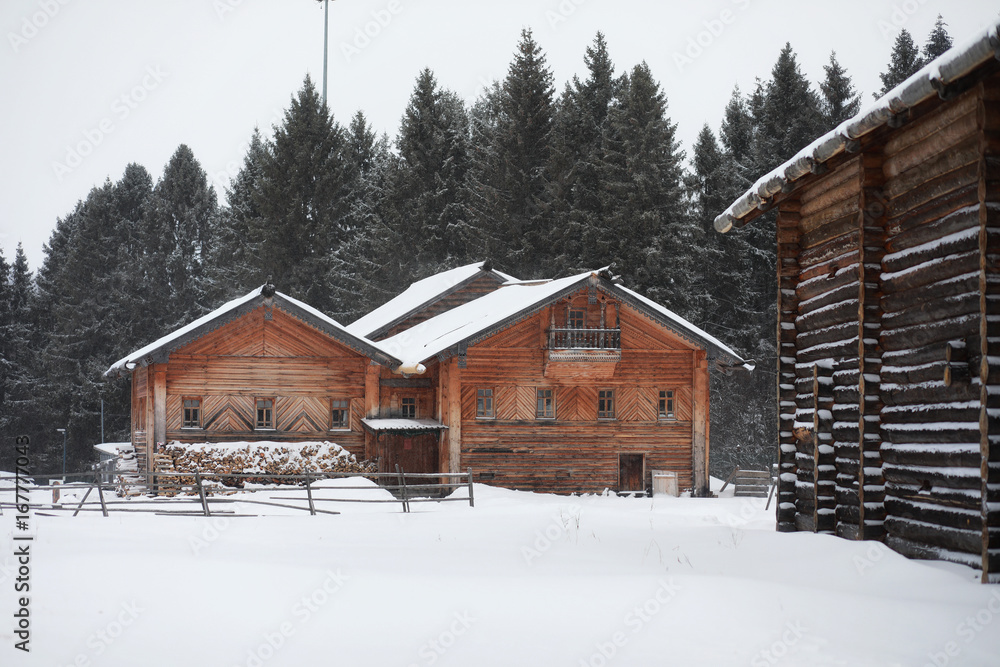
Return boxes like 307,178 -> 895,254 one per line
2,0 -> 997,271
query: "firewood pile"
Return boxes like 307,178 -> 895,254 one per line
161,440 -> 374,487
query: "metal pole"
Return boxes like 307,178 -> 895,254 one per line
101,399 -> 105,444
322,0 -> 329,106
57,428 -> 67,477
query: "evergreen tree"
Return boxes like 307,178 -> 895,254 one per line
143,145 -> 219,328
546,32 -> 622,276
878,29 -> 923,96
210,128 -> 268,298
253,75 -> 350,312
719,85 -> 756,191
923,15 -> 953,61
464,82 -> 511,268
756,43 -> 825,170
0,245 -> 39,471
820,51 -> 861,129
390,68 -> 471,276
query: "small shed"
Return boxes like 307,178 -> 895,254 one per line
714,22 -> 1000,582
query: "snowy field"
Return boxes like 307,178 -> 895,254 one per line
2,478 -> 999,667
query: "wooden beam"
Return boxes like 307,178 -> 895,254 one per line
692,350 -> 709,497
152,365 -> 166,461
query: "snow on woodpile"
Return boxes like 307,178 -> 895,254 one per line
162,440 -> 374,483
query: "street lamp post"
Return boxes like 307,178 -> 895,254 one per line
317,0 -> 331,106
56,428 -> 67,477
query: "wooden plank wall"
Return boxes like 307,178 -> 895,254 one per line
455,299 -> 699,494
879,84 -> 986,573
157,306 -> 370,459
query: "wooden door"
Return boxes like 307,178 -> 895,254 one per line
380,432 -> 440,476
619,454 -> 644,493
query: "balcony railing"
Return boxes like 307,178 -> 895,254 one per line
548,327 -> 621,350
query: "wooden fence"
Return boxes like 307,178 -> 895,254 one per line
0,467 -> 475,517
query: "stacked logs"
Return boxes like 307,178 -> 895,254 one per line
162,441 -> 376,488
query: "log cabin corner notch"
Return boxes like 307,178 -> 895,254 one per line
713,20 -> 1000,582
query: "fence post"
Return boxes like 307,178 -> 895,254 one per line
195,473 -> 211,517
97,480 -> 108,517
467,468 -> 474,508
306,476 -> 316,516
395,464 -> 409,513
72,485 -> 94,517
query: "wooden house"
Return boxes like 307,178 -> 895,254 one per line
713,22 -> 1000,582
107,264 -> 749,496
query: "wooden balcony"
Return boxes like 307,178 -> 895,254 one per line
546,327 -> 621,372
548,327 -> 621,350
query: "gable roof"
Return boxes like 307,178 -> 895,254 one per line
345,261 -> 517,339
105,285 -> 401,376
714,18 -> 1000,233
377,268 -> 750,370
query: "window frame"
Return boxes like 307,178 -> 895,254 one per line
658,390 -> 675,420
476,388 -> 495,419
568,309 -> 586,329
182,397 -> 202,429
535,388 -> 555,420
255,397 -> 275,430
598,389 -> 616,420
400,396 -> 417,419
330,398 -> 350,430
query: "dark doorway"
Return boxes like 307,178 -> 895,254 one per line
379,432 -> 440,477
619,454 -> 645,493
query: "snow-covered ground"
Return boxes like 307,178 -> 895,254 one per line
2,478 -> 999,667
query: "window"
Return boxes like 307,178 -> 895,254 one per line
182,398 -> 201,429
659,390 -> 675,420
568,309 -> 585,328
331,399 -> 349,429
536,388 -> 555,419
401,397 -> 416,419
476,388 -> 494,419
598,389 -> 616,420
256,398 -> 274,429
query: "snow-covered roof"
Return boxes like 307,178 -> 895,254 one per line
377,268 -> 749,369
361,418 -> 448,432
714,18 -> 1000,233
93,442 -> 130,456
105,284 -> 401,376
346,261 -> 517,339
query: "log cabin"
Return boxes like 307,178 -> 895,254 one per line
713,21 -> 1000,582
107,264 -> 749,496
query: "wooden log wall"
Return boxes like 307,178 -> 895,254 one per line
773,68 -> 1000,581
452,299 -> 702,495
148,306 -> 371,460
879,83 -> 990,576
790,157 -> 863,535
776,207 -> 801,532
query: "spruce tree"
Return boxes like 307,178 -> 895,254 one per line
820,51 -> 861,129
923,15 -> 953,61
254,75 -> 350,312
389,68 -> 472,278
0,245 -> 39,471
878,29 -> 923,96
756,43 -> 825,170
143,144 -> 219,327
